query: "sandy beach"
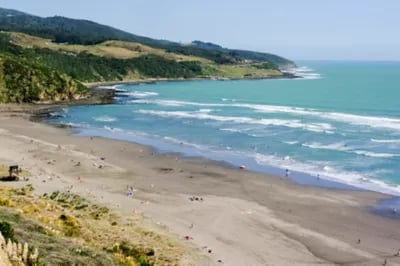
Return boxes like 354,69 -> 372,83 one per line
0,105 -> 400,265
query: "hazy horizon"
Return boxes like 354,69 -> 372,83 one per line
2,0 -> 400,61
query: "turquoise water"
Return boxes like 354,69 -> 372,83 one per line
50,61 -> 400,195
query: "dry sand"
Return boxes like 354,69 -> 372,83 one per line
1,105 -> 400,265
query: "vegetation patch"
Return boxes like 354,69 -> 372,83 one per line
0,185 -> 194,265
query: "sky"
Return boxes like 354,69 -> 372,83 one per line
1,0 -> 400,60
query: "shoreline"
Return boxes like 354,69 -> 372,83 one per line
72,124 -> 363,192
46,117 -> 400,222
82,72 -> 299,89
1,104 -> 400,265
39,81 -> 400,198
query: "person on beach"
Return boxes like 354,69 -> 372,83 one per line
285,168 -> 289,177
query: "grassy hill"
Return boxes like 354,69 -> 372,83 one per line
0,7 -> 296,103
0,7 -> 295,67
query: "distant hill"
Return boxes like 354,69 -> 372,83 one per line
0,7 -> 296,103
0,7 -> 295,67
190,41 -> 223,50
0,7 -> 166,46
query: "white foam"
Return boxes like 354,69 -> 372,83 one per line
118,91 -> 159,98
284,65 -> 322,79
94,116 -> 117,122
136,110 -> 335,133
162,136 -> 205,150
319,112 -> 400,131
131,99 -> 218,107
252,152 -> 400,195
239,104 -> 400,132
97,85 -> 119,89
291,66 -> 314,72
283,141 -> 299,145
301,73 -> 322,80
371,138 -> 400,144
302,142 -> 351,152
198,109 -> 213,113
352,150 -> 399,158
219,127 -> 262,137
302,141 -> 400,158
131,98 -> 400,132
221,98 -> 237,102
103,126 -> 123,132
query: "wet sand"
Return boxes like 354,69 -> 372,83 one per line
1,105 -> 400,265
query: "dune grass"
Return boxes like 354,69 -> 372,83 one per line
0,184 -> 195,265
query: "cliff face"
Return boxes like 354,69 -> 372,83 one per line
0,56 -> 87,103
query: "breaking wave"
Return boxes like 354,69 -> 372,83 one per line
131,99 -> 400,132
136,109 -> 335,133
94,116 -> 117,122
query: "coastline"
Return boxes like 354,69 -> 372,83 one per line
1,104 -> 400,265
82,72 -> 299,89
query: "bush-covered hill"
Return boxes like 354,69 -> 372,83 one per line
0,7 -> 295,67
0,7 -> 296,103
0,33 -> 204,82
0,54 -> 87,103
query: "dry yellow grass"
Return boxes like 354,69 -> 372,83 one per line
216,64 -> 282,78
7,32 -> 211,63
0,184 -> 198,265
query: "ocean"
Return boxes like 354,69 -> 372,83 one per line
49,61 -> 400,195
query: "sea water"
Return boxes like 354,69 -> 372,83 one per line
49,61 -> 400,195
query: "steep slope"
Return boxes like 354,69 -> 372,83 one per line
0,55 -> 87,103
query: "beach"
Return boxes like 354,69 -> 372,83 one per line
0,105 -> 400,265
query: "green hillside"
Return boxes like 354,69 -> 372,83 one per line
0,7 -> 296,103
0,54 -> 87,103
0,33 -> 203,81
0,7 -> 295,67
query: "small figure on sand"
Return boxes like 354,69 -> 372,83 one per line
396,248 -> 400,256
127,186 -> 135,197
285,168 -> 289,177
357,238 -> 361,244
392,208 -> 397,215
